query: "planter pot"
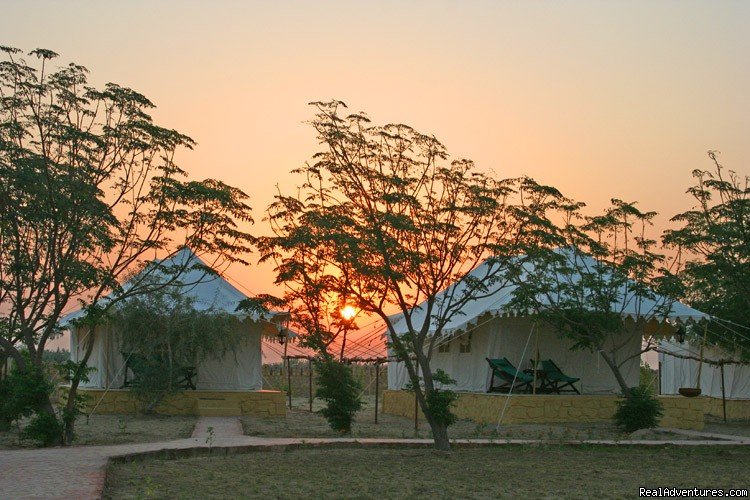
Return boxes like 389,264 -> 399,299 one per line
678,387 -> 702,398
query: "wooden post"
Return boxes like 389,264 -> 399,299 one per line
720,362 -> 727,422
697,323 -> 708,390
658,361 -> 662,396
284,340 -> 292,410
532,327 -> 539,395
374,362 -> 380,424
308,357 -> 313,413
414,363 -> 419,432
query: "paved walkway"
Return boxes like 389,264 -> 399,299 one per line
1,418 -> 749,499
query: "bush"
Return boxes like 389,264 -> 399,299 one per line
315,357 -> 362,433
0,364 -> 64,444
424,369 -> 458,427
21,410 -> 64,446
0,366 -> 53,427
127,354 -> 181,413
614,386 -> 664,433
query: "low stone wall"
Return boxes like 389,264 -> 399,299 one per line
382,390 -> 704,430
78,389 -> 286,417
702,397 -> 750,421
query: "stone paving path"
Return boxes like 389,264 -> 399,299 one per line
1,419 -> 749,499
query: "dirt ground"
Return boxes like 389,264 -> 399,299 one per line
241,396 -> 721,442
0,414 -> 197,449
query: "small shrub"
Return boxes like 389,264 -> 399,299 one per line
424,369 -> 458,428
0,365 -> 54,428
614,386 -> 664,433
425,389 -> 458,427
314,357 -> 362,433
21,410 -> 64,446
127,354 -> 181,413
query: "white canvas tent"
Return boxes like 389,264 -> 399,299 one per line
659,340 -> 750,399
388,253 -> 708,394
64,248 -> 283,391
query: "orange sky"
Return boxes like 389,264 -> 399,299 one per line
4,1 -> 749,354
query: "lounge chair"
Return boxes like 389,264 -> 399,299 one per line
539,359 -> 580,394
486,357 -> 534,393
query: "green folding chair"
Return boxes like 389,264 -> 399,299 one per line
486,357 -> 534,393
540,359 -> 580,394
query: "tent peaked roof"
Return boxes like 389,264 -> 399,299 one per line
60,248 -> 278,326
391,249 -> 708,336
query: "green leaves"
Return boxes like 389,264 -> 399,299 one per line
664,152 -> 750,354
0,47 -> 255,441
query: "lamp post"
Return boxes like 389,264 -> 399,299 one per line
276,314 -> 292,410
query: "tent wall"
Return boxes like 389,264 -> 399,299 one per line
70,318 -> 263,391
388,317 -> 641,395
659,341 -> 750,399
194,319 -> 262,390
70,324 -> 127,389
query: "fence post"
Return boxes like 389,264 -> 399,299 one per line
308,357 -> 313,412
374,362 -> 380,424
720,362 -> 727,422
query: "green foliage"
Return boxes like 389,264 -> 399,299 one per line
0,365 -> 53,427
664,152 -> 750,357
113,285 -> 241,412
314,357 -> 362,433
21,410 -> 64,446
613,386 -> 664,433
0,46 -> 254,444
639,363 -> 657,390
261,100 -> 566,449
43,348 -> 71,364
508,198 -> 672,394
425,369 -> 459,428
0,362 -> 64,444
127,355 -> 182,412
55,360 -> 94,437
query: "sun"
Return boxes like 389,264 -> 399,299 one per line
340,305 -> 357,321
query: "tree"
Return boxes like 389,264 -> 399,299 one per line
113,284 -> 241,412
259,101 -> 564,450
508,198 -> 677,397
664,151 -> 750,357
0,47 -> 254,444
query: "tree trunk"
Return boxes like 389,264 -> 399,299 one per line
62,326 -> 97,445
598,348 -> 631,398
410,360 -> 452,452
425,415 -> 450,452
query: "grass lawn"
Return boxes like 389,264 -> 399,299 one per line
0,414 -> 197,449
241,396 -> 696,442
104,445 -> 750,498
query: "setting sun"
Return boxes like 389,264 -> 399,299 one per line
340,305 -> 357,321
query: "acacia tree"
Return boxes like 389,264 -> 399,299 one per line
260,101 -> 565,450
508,199 -> 677,397
664,151 -> 750,357
0,47 -> 254,444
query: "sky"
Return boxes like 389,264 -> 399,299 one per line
3,1 -> 750,356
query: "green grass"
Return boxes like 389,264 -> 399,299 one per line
104,445 -> 750,499
0,414 -> 197,449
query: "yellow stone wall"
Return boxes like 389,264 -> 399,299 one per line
702,397 -> 750,421
78,389 -> 286,417
382,390 -> 704,430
